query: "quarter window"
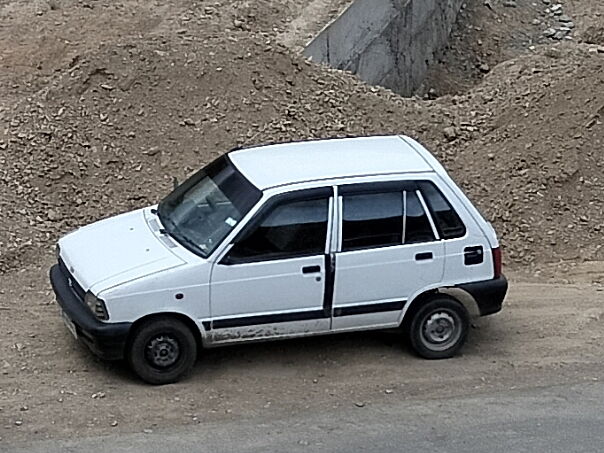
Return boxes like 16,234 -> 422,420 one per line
227,197 -> 329,262
341,192 -> 404,251
419,182 -> 466,239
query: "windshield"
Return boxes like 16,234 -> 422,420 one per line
158,155 -> 262,258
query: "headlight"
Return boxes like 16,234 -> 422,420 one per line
84,291 -> 109,321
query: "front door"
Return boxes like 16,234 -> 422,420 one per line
209,188 -> 333,343
332,186 -> 445,330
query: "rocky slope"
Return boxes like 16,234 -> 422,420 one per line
0,0 -> 602,273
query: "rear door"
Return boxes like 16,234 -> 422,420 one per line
331,182 -> 445,331
209,188 -> 334,343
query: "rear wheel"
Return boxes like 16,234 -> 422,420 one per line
127,318 -> 197,385
408,296 -> 469,359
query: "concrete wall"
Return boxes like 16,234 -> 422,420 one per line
304,0 -> 464,96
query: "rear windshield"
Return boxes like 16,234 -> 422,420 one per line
158,155 -> 262,257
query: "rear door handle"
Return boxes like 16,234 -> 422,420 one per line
415,252 -> 433,261
302,265 -> 321,274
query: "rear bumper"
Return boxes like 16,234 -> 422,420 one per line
50,265 -> 131,360
457,275 -> 508,317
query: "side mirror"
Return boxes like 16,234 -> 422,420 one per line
219,243 -> 236,266
220,255 -> 233,266
172,176 -> 179,190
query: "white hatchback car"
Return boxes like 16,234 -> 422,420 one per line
51,136 -> 507,384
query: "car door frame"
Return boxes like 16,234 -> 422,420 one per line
330,180 -> 446,332
205,185 -> 337,344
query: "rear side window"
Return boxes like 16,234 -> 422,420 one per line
342,192 -> 404,251
405,191 -> 436,244
227,197 -> 328,262
419,182 -> 466,239
339,183 -> 458,251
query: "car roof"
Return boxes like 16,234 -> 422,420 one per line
228,135 -> 435,190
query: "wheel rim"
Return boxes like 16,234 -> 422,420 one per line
420,310 -> 462,352
145,335 -> 181,369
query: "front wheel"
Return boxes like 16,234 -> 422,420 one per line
408,297 -> 469,359
127,318 -> 197,385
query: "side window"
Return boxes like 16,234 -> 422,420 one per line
404,191 -> 436,244
226,197 -> 328,262
419,182 -> 466,239
342,192 -> 404,251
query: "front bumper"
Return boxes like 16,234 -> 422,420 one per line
50,265 -> 131,360
457,275 -> 508,317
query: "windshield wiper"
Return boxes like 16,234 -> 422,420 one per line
160,217 -> 207,257
172,230 -> 207,257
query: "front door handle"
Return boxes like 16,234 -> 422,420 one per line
302,265 -> 321,274
415,252 -> 433,261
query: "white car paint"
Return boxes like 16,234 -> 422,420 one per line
55,135 -> 505,349
228,135 -> 433,190
58,209 -> 186,294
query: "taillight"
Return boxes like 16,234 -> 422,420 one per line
492,247 -> 502,278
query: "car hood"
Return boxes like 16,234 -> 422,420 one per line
58,208 -> 186,294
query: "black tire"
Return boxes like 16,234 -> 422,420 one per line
408,296 -> 469,359
127,317 -> 197,385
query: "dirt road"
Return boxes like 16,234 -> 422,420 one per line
1,259 -> 603,445
7,381 -> 604,452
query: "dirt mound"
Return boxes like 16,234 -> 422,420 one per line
0,8 -> 451,273
0,0 -> 603,273
439,47 -> 604,264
